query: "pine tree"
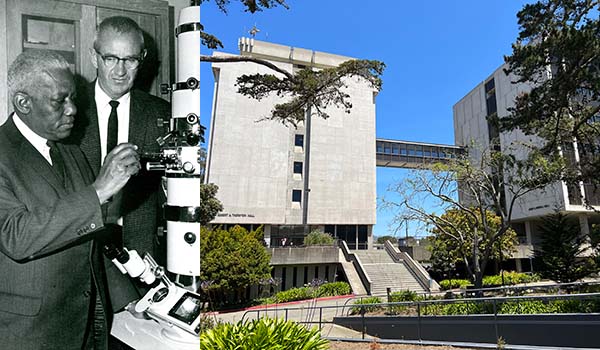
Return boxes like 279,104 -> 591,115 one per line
535,212 -> 594,283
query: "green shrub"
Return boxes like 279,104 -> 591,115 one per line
315,282 -> 351,297
261,282 -> 351,304
200,318 -> 328,350
199,314 -> 222,332
350,297 -> 383,314
304,230 -> 335,245
482,271 -> 541,286
389,290 -> 420,302
439,279 -> 472,290
498,300 -> 550,314
272,287 -> 313,303
421,302 -> 446,316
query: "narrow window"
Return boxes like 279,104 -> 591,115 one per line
292,189 -> 302,203
293,161 -> 303,174
295,134 -> 304,147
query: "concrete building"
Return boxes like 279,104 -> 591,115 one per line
204,39 -> 441,294
453,63 -> 600,272
205,38 -> 377,250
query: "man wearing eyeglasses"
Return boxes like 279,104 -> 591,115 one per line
68,16 -> 170,332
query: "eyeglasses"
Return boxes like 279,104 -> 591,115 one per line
95,49 -> 144,69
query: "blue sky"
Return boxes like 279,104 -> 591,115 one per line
200,1 -> 530,238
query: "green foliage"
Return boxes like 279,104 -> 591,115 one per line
201,1 -> 385,130
201,0 -> 289,15
199,314 -> 222,332
501,0 -> 600,191
482,271 -> 541,286
499,300 -> 553,314
386,290 -> 420,315
439,279 -> 473,290
200,317 -> 328,350
350,297 -> 383,314
270,287 -> 313,304
535,212 -> 595,283
590,224 -> 600,268
236,60 -> 385,126
259,282 -> 351,304
314,281 -> 351,297
303,230 -> 335,246
200,183 -> 224,225
376,235 -> 398,244
418,300 -> 492,316
389,290 -> 419,302
429,208 -> 517,276
200,226 -> 271,305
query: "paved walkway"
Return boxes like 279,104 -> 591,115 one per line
207,295 -> 376,339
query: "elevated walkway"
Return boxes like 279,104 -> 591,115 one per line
376,138 -> 464,169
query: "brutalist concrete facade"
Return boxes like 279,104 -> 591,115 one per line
205,38 -> 377,250
453,63 -> 600,269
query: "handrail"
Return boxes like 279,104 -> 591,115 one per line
384,240 -> 440,292
460,279 -> 600,296
339,240 -> 372,295
238,291 -> 600,348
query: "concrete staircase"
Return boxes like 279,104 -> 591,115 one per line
352,250 -> 427,295
338,250 -> 368,295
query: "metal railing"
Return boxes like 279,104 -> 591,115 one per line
240,291 -> 600,344
338,240 -> 371,294
383,240 -> 440,292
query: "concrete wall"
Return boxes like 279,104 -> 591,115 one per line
453,64 -> 569,221
272,263 -> 340,290
206,39 -> 377,227
207,53 -> 292,225
269,246 -> 341,265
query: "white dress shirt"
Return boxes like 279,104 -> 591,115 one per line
94,82 -> 131,166
13,113 -> 53,165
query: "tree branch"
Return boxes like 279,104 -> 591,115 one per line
201,54 -> 294,79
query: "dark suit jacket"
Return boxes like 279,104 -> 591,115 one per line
70,82 -> 170,310
0,116 -> 109,350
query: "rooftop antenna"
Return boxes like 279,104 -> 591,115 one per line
249,24 -> 260,38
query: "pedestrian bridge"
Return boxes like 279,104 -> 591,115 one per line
376,138 -> 464,169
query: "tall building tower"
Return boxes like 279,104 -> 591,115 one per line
453,63 -> 600,271
205,38 -> 377,250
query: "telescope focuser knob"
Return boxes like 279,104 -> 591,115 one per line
186,77 -> 199,90
160,83 -> 172,94
182,161 -> 196,174
184,232 -> 197,244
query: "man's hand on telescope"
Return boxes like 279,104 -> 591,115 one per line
93,143 -> 141,204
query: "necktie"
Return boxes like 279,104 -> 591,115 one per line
47,140 -> 65,185
107,100 -> 119,154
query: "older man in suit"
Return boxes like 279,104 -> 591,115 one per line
69,16 -> 171,314
0,51 -> 141,349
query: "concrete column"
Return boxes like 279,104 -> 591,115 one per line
368,225 -> 374,250
579,214 -> 590,235
515,259 -> 522,272
524,221 -> 533,244
264,224 -> 271,247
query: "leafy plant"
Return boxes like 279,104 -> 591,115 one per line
482,271 -> 540,286
200,226 -> 271,306
304,230 -> 335,246
200,318 -> 329,350
350,297 -> 383,314
389,290 -> 419,302
439,279 -> 473,290
315,281 -> 351,297
261,282 -> 351,304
